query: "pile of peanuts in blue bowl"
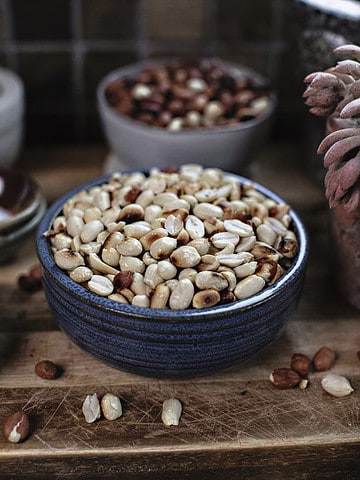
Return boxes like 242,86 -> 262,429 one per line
44,164 -> 300,311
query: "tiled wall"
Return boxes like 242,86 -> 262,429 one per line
0,0 -> 359,145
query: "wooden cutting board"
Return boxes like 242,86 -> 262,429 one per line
0,144 -> 359,480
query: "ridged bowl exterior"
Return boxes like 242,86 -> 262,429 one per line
37,173 -> 308,378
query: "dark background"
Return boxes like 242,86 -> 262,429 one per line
1,0 -> 360,146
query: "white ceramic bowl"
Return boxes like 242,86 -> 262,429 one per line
97,59 -> 276,173
0,68 -> 24,168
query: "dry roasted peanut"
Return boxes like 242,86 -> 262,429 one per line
108,293 -> 129,303
80,220 -> 104,243
256,224 -> 277,246
88,275 -> 114,296
66,215 -> 85,237
71,235 -> 82,252
123,221 -> 151,239
51,232 -> 72,250
101,206 -> 121,226
170,246 -> 201,268
117,204 -> 144,223
217,243 -> 235,255
79,241 -> 102,255
255,259 -> 278,283
204,217 -> 225,235
117,237 -> 143,256
113,271 -> 134,292
277,237 -> 298,259
220,290 -> 237,303
161,398 -> 182,426
132,294 -> 150,307
103,232 -> 123,249
151,283 -> 171,308
84,206 -> 102,223
144,263 -> 164,289
321,374 -> 354,397
94,190 -> 110,211
165,214 -> 183,236
268,263 -> 284,286
157,260 -> 177,280
185,214 -> 205,239
220,270 -> 237,291
150,217 -> 166,230
142,251 -> 157,265
290,353 -> 311,376
178,268 -> 197,283
150,237 -> 177,260
234,275 -> 265,300
235,235 -> 256,252
153,191 -> 179,206
106,221 -> 125,232
144,204 -> 163,223
223,219 -> 253,237
195,271 -> 228,291
35,360 -> 60,380
313,346 -> 336,372
140,227 -> 168,250
130,272 -> 147,295
88,252 -> 119,275
136,189 -> 155,207
2,411 -> 30,443
264,217 -> 288,236
82,393 -> 101,423
234,261 -> 257,279
251,242 -> 280,262
193,202 -> 223,220
101,247 -> 120,267
210,231 -> 239,249
216,252 -> 251,268
54,250 -> 85,271
270,368 -> 301,389
176,227 -> 190,245
197,254 -> 220,271
119,255 -> 145,273
187,238 -> 210,256
193,289 -> 221,308
101,393 -> 123,420
169,278 -> 194,309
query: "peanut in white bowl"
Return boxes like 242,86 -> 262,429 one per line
97,58 -> 277,173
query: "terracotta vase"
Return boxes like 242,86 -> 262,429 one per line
329,206 -> 360,309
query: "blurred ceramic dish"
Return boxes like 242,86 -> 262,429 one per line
97,59 -> 276,173
0,194 -> 46,264
37,171 -> 308,379
0,68 -> 24,168
0,168 -> 40,233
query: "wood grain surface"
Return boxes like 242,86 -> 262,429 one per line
0,142 -> 359,479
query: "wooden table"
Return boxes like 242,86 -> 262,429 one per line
0,142 -> 359,479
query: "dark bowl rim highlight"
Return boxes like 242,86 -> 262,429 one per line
96,57 -> 277,138
37,170 -> 308,323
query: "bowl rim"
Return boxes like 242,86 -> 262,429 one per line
96,57 -> 277,138
0,194 -> 47,247
37,169 -> 309,323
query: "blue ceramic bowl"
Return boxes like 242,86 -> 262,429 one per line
37,172 -> 308,378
